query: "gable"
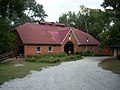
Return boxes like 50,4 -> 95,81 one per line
61,30 -> 79,45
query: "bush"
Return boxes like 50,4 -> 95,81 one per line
51,53 -> 67,58
25,57 -> 36,62
25,53 -> 82,63
38,58 -> 60,63
116,55 -> 120,60
65,55 -> 82,61
75,51 -> 95,56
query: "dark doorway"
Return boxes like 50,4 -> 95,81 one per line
19,46 -> 24,56
64,42 -> 74,54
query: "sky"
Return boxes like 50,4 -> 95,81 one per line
36,0 -> 104,22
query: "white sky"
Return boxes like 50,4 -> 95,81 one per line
36,0 -> 104,22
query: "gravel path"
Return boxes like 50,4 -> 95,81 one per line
0,57 -> 120,90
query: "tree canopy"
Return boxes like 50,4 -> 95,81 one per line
59,5 -> 107,41
0,0 -> 47,26
101,0 -> 120,46
59,3 -> 120,47
0,18 -> 15,54
0,0 -> 47,54
11,0 -> 48,26
0,0 -> 26,19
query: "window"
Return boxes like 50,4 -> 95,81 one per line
48,47 -> 53,52
36,47 -> 41,53
91,47 -> 94,51
84,47 -> 87,51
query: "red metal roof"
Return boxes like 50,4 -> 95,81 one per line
16,22 -> 100,45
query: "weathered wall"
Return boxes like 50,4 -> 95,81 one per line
77,45 -> 100,54
24,45 -> 61,56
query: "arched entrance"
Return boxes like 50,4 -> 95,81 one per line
64,42 -> 74,54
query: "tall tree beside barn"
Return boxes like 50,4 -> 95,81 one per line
0,0 -> 47,54
10,0 -> 48,26
0,0 -> 48,26
59,5 -> 106,41
0,0 -> 26,20
0,18 -> 16,54
100,0 -> 120,46
0,0 -> 26,54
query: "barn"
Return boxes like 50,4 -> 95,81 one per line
15,21 -> 100,56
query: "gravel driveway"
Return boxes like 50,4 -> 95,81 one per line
0,57 -> 120,90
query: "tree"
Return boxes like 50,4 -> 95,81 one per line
10,0 -> 48,26
0,0 -> 47,54
0,0 -> 26,54
59,5 -> 90,32
59,5 -> 106,41
102,0 -> 120,20
0,18 -> 15,54
0,0 -> 47,26
100,0 -> 120,46
0,0 -> 27,20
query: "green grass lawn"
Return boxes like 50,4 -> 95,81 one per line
99,58 -> 120,75
0,60 -> 59,85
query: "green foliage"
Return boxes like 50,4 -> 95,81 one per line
25,53 -> 82,63
107,21 -> 120,45
0,0 -> 47,26
12,0 -> 48,26
0,0 -> 26,19
59,5 -> 107,41
81,50 -> 95,56
65,55 -> 82,61
59,3 -> 120,47
116,55 -> 120,60
0,0 -> 47,54
0,0 -> 26,54
0,18 -> 15,54
100,0 -> 120,46
102,0 -> 120,20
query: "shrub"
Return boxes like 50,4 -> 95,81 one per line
38,58 -> 60,63
75,52 -> 82,55
25,53 -> 82,63
51,53 -> 67,58
65,55 -> 82,61
95,52 -> 112,56
25,57 -> 36,62
75,51 -> 95,56
116,55 -> 120,60
81,50 -> 94,56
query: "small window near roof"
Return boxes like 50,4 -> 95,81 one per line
36,47 -> 41,53
69,34 -> 71,40
48,47 -> 53,52
69,35 -> 71,37
86,37 -> 89,42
